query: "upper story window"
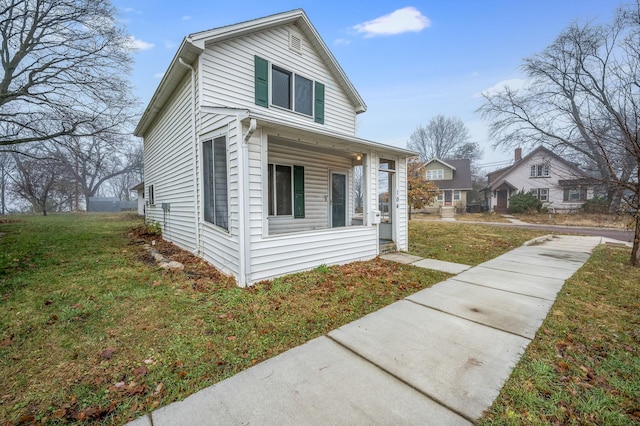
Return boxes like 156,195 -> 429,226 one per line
427,169 -> 444,180
530,164 -> 549,177
272,66 -> 313,116
254,56 -> 325,124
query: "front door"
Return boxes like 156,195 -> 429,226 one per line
331,172 -> 346,227
444,190 -> 452,206
497,190 -> 508,212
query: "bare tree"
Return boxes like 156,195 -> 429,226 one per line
104,143 -> 143,201
55,135 -> 142,210
478,1 -> 640,266
0,152 -> 13,214
0,0 -> 138,147
9,147 -> 70,215
407,115 -> 476,161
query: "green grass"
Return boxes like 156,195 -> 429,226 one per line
478,245 -> 640,425
0,213 -> 448,425
2,214 -> 637,425
408,220 -> 548,265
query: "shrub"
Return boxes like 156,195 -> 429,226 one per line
508,191 -> 542,214
582,195 -> 609,214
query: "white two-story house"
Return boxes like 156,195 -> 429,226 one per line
486,147 -> 596,213
134,10 -> 415,286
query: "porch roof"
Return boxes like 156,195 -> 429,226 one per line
243,112 -> 418,157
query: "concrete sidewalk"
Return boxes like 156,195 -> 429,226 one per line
128,235 -> 605,426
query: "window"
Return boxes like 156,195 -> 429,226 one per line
427,169 -> 444,180
564,188 -> 587,201
147,184 -> 155,205
453,190 -> 461,201
530,164 -> 549,177
294,74 -> 313,115
437,192 -> 444,202
272,65 -> 314,115
530,188 -> 549,201
203,136 -> 228,230
268,164 -> 305,217
272,66 -> 292,110
254,56 -> 325,124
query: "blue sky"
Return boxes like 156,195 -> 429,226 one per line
113,0 -> 620,172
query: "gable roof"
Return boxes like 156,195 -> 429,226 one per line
486,146 -> 588,190
428,158 -> 473,190
425,158 -> 457,171
135,9 -> 366,137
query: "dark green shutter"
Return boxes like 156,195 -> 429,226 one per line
254,56 -> 269,107
314,82 -> 325,124
293,165 -> 305,218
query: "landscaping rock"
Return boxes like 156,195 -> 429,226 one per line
159,261 -> 184,271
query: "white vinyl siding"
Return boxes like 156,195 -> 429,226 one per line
267,141 -> 352,234
250,227 -> 377,283
143,74 -> 197,252
199,24 -> 357,135
199,117 -> 241,277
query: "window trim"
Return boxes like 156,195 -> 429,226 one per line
530,163 -> 550,178
426,169 -> 444,180
530,188 -> 549,201
563,187 -> 587,202
268,163 -> 305,218
271,64 -> 316,118
453,190 -> 461,201
147,184 -> 155,206
202,133 -> 229,231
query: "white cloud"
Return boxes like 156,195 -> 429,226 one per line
334,38 -> 351,46
182,16 -> 192,21
476,78 -> 526,98
353,7 -> 431,38
128,36 -> 154,51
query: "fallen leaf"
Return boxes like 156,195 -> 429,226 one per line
153,383 -> 165,396
133,365 -> 147,376
226,335 -> 237,341
177,370 -> 187,379
0,334 -> 13,347
101,347 -> 116,360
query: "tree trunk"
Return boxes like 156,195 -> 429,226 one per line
632,214 -> 640,267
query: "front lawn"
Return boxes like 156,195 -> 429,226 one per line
0,214 -> 447,425
408,220 -> 547,265
1,214 -> 636,425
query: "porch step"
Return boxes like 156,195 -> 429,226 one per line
379,242 -> 397,255
440,206 -> 455,219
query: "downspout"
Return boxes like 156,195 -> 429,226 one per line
178,57 -> 200,255
238,118 -> 257,286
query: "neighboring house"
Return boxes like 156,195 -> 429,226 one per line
423,158 -> 473,213
131,182 -> 145,216
134,10 -> 415,286
486,147 -> 596,213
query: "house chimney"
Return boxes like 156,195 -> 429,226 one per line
515,148 -> 522,162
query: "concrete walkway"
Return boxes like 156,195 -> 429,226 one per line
128,235 -> 606,426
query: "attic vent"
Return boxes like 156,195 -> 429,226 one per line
289,31 -> 302,54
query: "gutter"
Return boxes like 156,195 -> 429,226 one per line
238,118 -> 257,286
